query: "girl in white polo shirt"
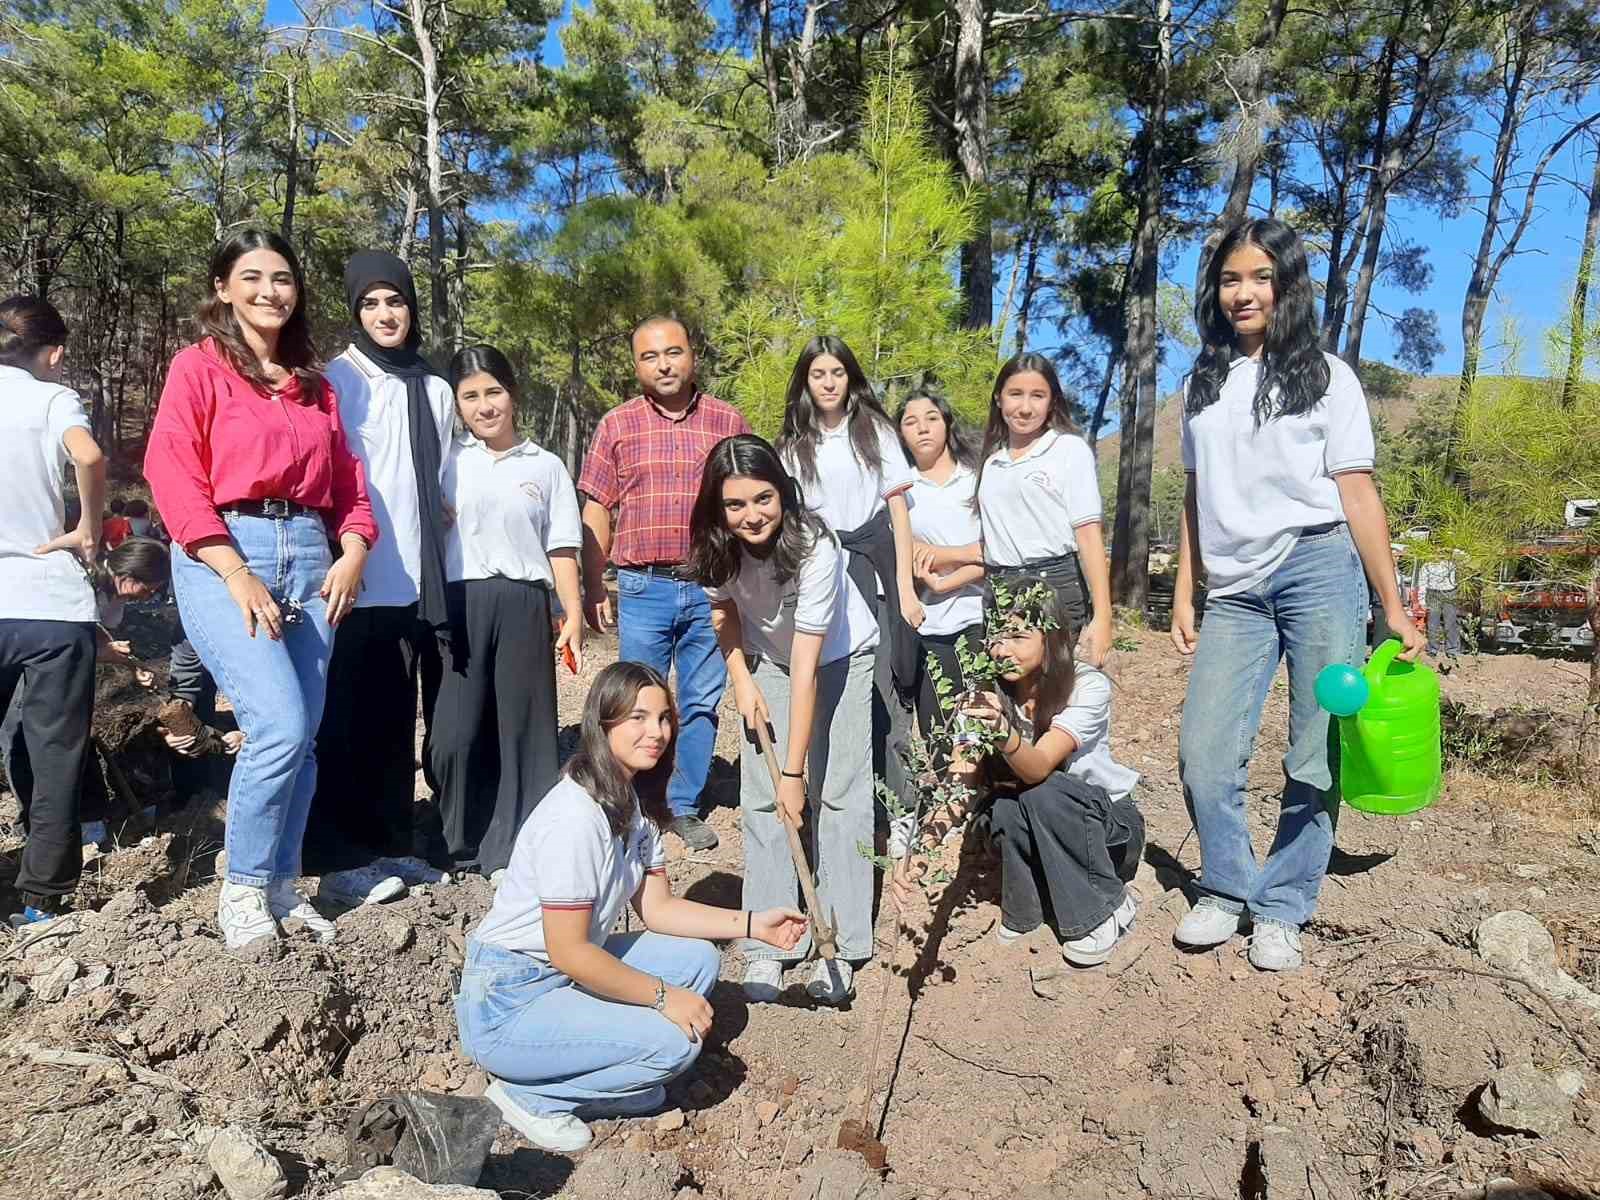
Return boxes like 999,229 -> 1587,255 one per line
431,345 -> 585,880
1171,218 -> 1424,972
689,434 -> 880,1006
915,353 -> 1114,666
456,661 -> 805,1153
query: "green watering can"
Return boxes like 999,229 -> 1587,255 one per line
1314,638 -> 1441,815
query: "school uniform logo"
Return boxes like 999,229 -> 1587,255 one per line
1026,470 -> 1064,503
518,480 -> 545,506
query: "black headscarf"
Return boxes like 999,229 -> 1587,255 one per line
344,249 -> 450,635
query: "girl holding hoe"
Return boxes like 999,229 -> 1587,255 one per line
689,434 -> 880,1006
912,353 -> 1114,666
1171,218 -> 1424,972
456,661 -> 806,1154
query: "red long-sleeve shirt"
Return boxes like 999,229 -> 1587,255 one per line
144,340 -> 378,553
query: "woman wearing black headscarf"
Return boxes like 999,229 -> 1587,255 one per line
306,250 -> 456,905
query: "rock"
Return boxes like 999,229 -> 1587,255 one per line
1248,1126 -> 1356,1200
326,1167 -> 496,1198
655,1108 -> 686,1133
122,1109 -> 155,1134
790,1149 -> 884,1200
1407,1127 -> 1444,1164
68,963 -> 113,996
383,921 -> 415,954
0,977 -> 27,1011
1474,912 -> 1600,1014
1029,964 -> 1067,1000
205,1125 -> 288,1200
755,1100 -> 781,1127
561,1150 -> 683,1200
1510,864 -> 1552,878
162,1162 -> 218,1195
1477,1064 -> 1574,1137
1112,1047 -> 1137,1070
1552,1067 -> 1585,1097
30,956 -> 78,1002
623,1131 -> 652,1152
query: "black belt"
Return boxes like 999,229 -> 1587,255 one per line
625,562 -> 698,582
222,499 -> 321,521
989,552 -> 1080,576
1301,521 -> 1342,537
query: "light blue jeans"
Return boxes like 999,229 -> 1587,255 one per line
171,512 -> 333,886
1178,526 -> 1367,928
616,569 -> 726,819
455,933 -> 721,1116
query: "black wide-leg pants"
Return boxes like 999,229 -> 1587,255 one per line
429,579 -> 559,876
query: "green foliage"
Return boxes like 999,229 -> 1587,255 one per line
713,52 -> 998,437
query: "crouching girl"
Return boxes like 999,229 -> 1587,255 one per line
455,661 -> 804,1154
689,435 -> 881,1006
906,581 -> 1143,966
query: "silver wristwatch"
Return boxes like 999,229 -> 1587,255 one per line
652,977 -> 667,1012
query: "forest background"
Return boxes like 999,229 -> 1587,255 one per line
2,0 -> 1598,626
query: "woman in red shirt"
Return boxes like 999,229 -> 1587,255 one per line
145,229 -> 378,951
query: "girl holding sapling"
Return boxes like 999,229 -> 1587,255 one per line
1171,218 -> 1424,972
896,579 -> 1143,966
688,434 -> 880,1006
913,353 -> 1113,666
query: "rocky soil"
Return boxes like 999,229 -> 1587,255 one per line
3,621 -> 1599,1200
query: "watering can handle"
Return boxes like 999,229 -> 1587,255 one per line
1364,638 -> 1404,689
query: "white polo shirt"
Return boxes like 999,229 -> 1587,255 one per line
473,776 -> 665,960
0,365 -> 97,623
786,419 -> 917,535
908,465 -> 984,637
1180,353 -> 1373,597
1048,667 -> 1139,802
442,436 -> 582,587
326,346 -> 456,608
704,525 -> 879,669
976,430 -> 1101,567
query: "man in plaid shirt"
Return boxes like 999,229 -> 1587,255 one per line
579,317 -> 750,849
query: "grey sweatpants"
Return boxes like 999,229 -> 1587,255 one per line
739,649 -> 876,963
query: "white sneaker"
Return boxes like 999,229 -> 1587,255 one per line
484,1080 -> 592,1153
371,856 -> 450,887
218,881 -> 279,950
267,880 -> 337,942
1174,897 -> 1246,948
1062,891 -> 1137,967
742,959 -> 784,1003
490,868 -> 506,889
319,865 -> 406,907
1246,921 -> 1303,972
806,957 -> 854,1006
995,923 -> 1028,945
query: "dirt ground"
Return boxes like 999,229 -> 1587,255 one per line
3,615 -> 1599,1200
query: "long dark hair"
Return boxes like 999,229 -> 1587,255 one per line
91,537 -> 170,596
564,662 -> 677,837
994,579 -> 1078,741
449,344 -> 521,405
894,386 -> 978,469
972,352 -> 1078,513
196,229 -> 322,395
0,295 -> 68,370
777,335 -> 896,488
1186,218 -> 1329,423
688,434 -> 830,589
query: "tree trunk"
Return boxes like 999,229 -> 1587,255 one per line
453,193 -> 469,347
397,179 -> 419,259
1086,350 -> 1120,450
1013,213 -> 1042,352
953,0 -> 991,330
775,0 -> 825,163
1563,143 -> 1600,409
758,0 -> 781,123
408,0 -> 449,351
281,71 -> 300,240
1340,180 -> 1392,371
1110,0 -> 1170,614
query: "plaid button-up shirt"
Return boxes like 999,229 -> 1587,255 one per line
578,391 -> 750,567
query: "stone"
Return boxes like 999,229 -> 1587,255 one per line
1477,1064 -> 1574,1137
122,1109 -> 155,1135
0,977 -> 27,1011
1474,912 -> 1600,1014
383,921 -> 415,954
1250,1126 -> 1356,1199
68,963 -> 113,995
789,1148 -> 884,1200
756,1100 -> 781,1126
204,1125 -> 289,1200
30,956 -> 78,1002
1111,1047 -> 1137,1070
326,1167 -> 496,1198
562,1150 -> 683,1200
1407,1127 -> 1444,1164
655,1108 -> 686,1133
1552,1067 -> 1585,1097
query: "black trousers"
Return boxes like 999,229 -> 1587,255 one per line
306,603 -> 442,872
911,621 -> 989,744
989,772 -> 1143,940
0,619 -> 96,898
429,579 -> 559,876
990,554 -> 1090,640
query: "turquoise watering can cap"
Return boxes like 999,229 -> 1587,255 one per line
1314,663 -> 1369,717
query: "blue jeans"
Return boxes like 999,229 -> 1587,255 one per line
616,570 -> 725,819
171,513 -> 333,886
1177,526 -> 1367,928
455,933 -> 721,1116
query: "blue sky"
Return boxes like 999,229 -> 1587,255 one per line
269,0 -> 1596,392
